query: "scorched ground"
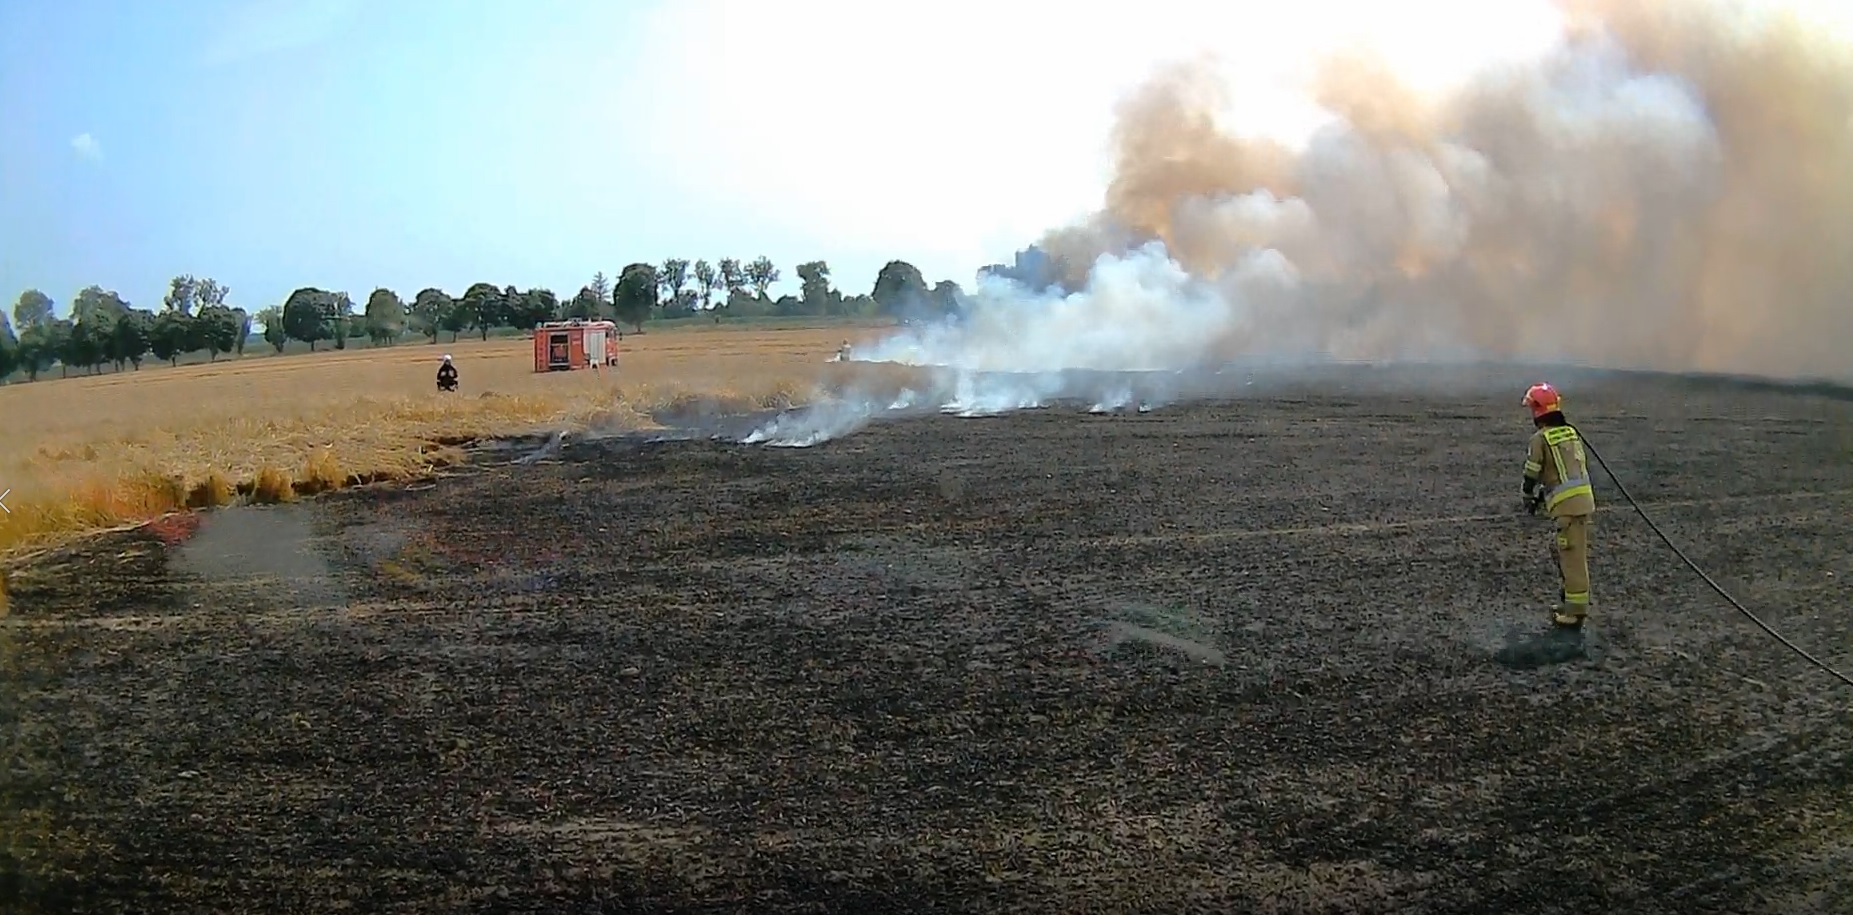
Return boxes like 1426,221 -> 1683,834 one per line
4,365 -> 1852,914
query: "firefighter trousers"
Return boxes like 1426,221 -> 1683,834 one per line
1553,513 -> 1592,612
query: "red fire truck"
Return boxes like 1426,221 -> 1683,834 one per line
532,319 -> 619,372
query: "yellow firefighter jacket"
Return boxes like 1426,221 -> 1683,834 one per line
1524,423 -> 1596,518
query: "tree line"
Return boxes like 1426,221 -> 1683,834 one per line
0,256 -> 972,382
0,277 -> 251,382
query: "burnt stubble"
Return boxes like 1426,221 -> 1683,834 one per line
6,369 -> 1852,914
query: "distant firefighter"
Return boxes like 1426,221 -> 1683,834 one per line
1520,382 -> 1597,628
437,354 -> 458,392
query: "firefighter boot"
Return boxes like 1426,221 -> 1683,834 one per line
1551,590 -> 1587,628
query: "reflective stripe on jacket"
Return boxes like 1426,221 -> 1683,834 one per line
1525,424 -> 1595,517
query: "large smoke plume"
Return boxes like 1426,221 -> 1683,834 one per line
749,0 -> 1853,446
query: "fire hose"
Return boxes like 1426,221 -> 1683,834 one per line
1569,424 -> 1853,690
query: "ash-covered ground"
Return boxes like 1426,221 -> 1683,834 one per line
4,365 -> 1852,914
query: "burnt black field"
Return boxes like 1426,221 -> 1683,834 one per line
4,365 -> 1851,914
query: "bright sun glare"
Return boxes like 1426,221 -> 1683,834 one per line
626,0 -> 1852,276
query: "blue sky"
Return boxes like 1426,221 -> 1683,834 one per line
5,0 -> 1135,318
4,1 -> 745,316
3,0 -> 1677,321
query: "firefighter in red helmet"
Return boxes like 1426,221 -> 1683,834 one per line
1521,383 -> 1597,627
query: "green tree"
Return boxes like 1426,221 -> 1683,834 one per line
232,307 -> 251,355
33,319 -> 76,378
196,304 -> 242,360
164,275 -> 198,316
565,286 -> 602,320
930,280 -> 966,314
152,278 -> 202,360
408,288 -> 451,343
718,258 -> 744,298
192,279 -> 232,354
507,288 -> 557,329
12,289 -> 54,331
150,311 -> 191,365
282,287 -> 334,351
110,309 -> 154,369
70,286 -> 133,369
326,292 -> 355,350
657,259 -> 689,314
61,318 -> 107,374
692,259 -> 718,311
589,271 -> 611,304
14,323 -> 59,381
796,260 -> 838,314
744,256 -> 778,299
661,288 -> 698,319
503,285 -> 524,325
363,288 -> 405,345
724,288 -> 771,318
196,278 -> 229,310
870,260 -> 929,315
438,297 -> 470,343
0,311 -> 17,381
255,307 -> 288,353
71,285 -> 129,325
460,282 -> 504,340
613,263 -> 658,333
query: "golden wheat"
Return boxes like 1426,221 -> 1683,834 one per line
0,324 -> 891,556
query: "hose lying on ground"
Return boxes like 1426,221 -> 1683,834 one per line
1572,425 -> 1853,690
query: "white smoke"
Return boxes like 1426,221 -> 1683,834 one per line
740,0 -> 1853,448
742,388 -> 926,447
860,242 -> 1308,373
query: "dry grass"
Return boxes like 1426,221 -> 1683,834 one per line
0,324 -> 899,558
186,471 -> 237,510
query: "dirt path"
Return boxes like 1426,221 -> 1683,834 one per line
4,368 -> 1852,913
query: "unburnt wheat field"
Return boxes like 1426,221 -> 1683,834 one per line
0,325 -> 872,555
4,358 -> 1852,914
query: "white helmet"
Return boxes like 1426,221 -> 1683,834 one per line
442,354 -> 452,362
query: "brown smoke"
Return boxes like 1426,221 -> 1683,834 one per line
1042,0 -> 1853,380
